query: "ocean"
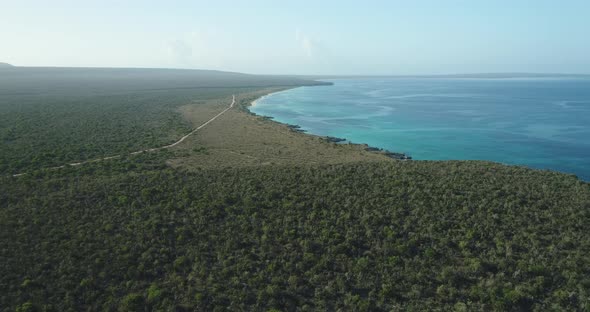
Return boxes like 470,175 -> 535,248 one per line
251,78 -> 590,181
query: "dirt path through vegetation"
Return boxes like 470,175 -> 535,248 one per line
12,95 -> 235,177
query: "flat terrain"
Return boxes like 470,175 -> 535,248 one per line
1,67 -> 589,311
169,88 -> 388,170
0,67 -> 335,175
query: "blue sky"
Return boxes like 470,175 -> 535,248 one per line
2,0 -> 589,74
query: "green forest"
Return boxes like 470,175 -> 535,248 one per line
1,67 -> 589,311
2,158 -> 589,311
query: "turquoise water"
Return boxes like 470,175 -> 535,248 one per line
251,78 -> 590,181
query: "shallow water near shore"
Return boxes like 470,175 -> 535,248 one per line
251,78 -> 590,181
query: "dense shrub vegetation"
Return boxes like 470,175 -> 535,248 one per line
2,159 -> 588,311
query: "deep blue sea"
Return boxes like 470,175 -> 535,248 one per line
251,78 -> 590,181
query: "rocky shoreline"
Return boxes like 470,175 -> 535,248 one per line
244,89 -> 413,161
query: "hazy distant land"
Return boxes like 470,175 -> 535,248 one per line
295,73 -> 590,80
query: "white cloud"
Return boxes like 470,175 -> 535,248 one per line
168,39 -> 192,65
166,29 -> 227,69
295,28 -> 314,58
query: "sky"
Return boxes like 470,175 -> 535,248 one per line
1,0 -> 589,75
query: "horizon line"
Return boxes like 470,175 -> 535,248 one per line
2,63 -> 590,77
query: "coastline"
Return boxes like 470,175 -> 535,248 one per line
169,84 -> 394,170
240,85 -> 588,181
242,85 -> 413,161
250,88 -> 297,108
